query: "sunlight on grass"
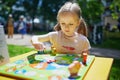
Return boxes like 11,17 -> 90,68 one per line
110,59 -> 120,80
92,32 -> 120,50
8,44 -> 34,57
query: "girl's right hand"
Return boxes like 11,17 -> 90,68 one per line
32,42 -> 46,51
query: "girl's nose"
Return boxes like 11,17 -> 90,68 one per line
65,24 -> 70,29
64,25 -> 70,31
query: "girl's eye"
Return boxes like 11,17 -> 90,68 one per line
61,23 -> 65,25
69,24 -> 73,25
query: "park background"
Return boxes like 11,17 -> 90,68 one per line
0,0 -> 120,80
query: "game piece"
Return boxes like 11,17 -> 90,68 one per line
37,46 -> 57,56
68,61 -> 81,78
51,46 -> 57,56
82,53 -> 88,65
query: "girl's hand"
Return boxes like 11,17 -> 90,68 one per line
31,40 -> 45,51
81,50 -> 88,57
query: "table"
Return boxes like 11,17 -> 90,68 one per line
0,51 -> 113,80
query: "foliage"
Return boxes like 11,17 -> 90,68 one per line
0,0 -> 119,24
23,0 -> 39,19
77,0 -> 104,24
40,0 -> 68,22
110,0 -> 120,20
0,0 -> 69,21
0,0 -> 16,19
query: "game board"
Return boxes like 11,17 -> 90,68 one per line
0,52 -> 95,80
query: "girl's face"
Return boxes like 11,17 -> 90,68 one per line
58,12 -> 80,36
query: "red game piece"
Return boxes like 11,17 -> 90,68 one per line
83,53 -> 87,65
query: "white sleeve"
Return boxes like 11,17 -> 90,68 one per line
31,32 -> 57,44
32,33 -> 50,43
83,38 -> 91,51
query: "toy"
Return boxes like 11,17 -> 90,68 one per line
27,46 -> 57,64
82,53 -> 88,65
68,61 -> 81,78
37,46 -> 57,56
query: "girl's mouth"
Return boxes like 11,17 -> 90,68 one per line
65,30 -> 69,32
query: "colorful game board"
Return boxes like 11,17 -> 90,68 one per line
0,52 -> 95,80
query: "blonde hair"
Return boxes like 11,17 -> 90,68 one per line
54,2 -> 88,37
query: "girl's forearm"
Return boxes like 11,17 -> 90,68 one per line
32,34 -> 50,43
32,36 -> 40,44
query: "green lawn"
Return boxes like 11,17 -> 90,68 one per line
92,31 -> 120,50
110,59 -> 120,80
8,44 -> 34,57
8,44 -> 120,80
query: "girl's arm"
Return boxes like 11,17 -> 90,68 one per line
81,50 -> 89,57
31,34 -> 50,50
82,37 -> 91,55
32,34 -> 50,43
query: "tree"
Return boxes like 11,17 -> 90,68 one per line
40,0 -> 68,22
110,0 -> 120,20
23,0 -> 39,19
77,0 -> 104,25
0,0 -> 16,19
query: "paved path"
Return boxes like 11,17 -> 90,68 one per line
6,34 -> 33,48
6,34 -> 120,59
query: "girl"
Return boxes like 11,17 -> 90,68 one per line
31,2 -> 91,54
31,2 -> 91,78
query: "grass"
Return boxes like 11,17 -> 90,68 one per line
110,59 -> 120,80
8,44 -> 34,57
92,31 -> 120,50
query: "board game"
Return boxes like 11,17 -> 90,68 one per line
0,51 -> 95,80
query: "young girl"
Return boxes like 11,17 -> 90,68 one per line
32,2 -> 91,54
31,2 -> 91,78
